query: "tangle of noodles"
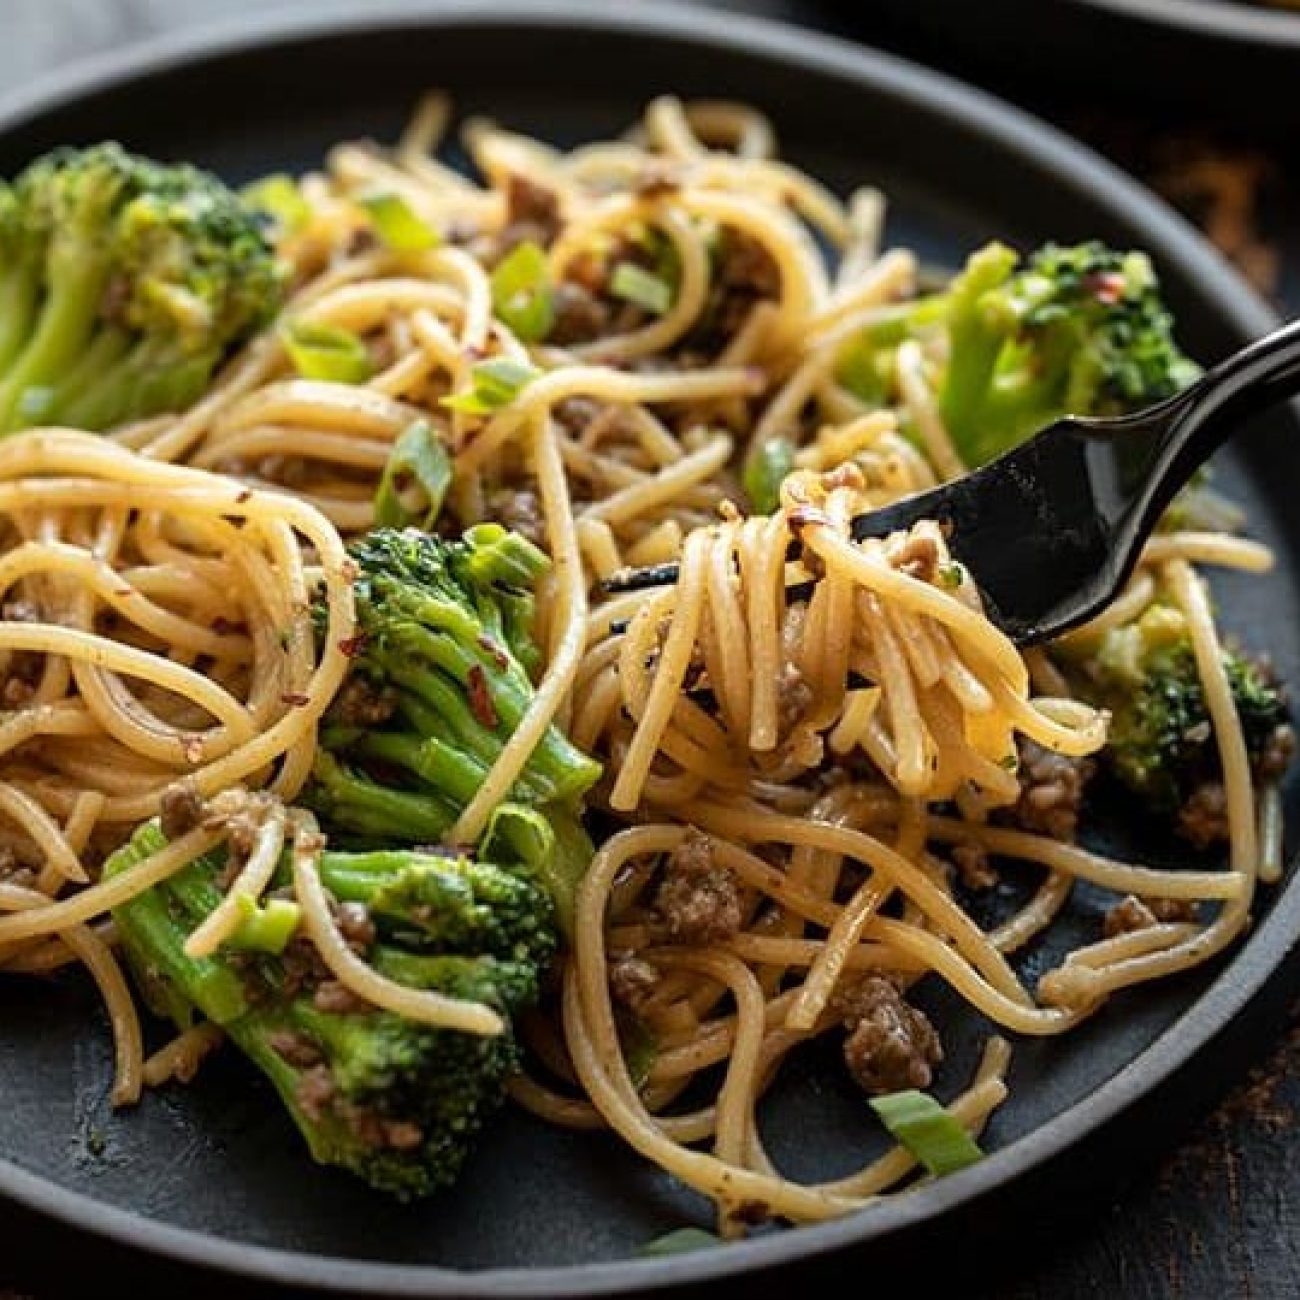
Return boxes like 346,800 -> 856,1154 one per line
0,94 -> 1286,1235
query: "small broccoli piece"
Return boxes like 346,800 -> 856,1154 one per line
319,848 -> 554,961
107,821 -> 556,1199
838,240 -> 1198,469
1067,604 -> 1292,812
0,143 -> 283,433
305,524 -> 600,919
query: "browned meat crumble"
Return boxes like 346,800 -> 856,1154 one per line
654,829 -> 742,945
834,975 -> 943,1096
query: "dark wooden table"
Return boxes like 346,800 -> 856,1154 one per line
3,1 -> 1299,1297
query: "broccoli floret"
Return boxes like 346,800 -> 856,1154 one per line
838,240 -> 1198,469
0,143 -> 283,433
319,849 -> 555,965
1068,604 -> 1292,811
107,822 -> 556,1200
305,524 -> 600,921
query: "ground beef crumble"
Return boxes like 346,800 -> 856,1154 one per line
485,485 -> 546,548
776,663 -> 813,736
609,955 -> 661,1010
1104,893 -> 1198,938
335,901 -> 377,955
331,677 -> 398,728
295,1066 -> 336,1121
497,173 -> 562,254
1012,738 -> 1095,842
952,842 -> 998,891
834,975 -> 943,1096
654,829 -> 742,945
1,598 -> 44,707
1177,781 -> 1231,849
696,231 -> 780,345
313,979 -> 371,1015
159,779 -> 205,840
549,281 -> 611,345
269,1029 -> 324,1069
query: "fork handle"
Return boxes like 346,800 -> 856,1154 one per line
1141,316 -> 1300,526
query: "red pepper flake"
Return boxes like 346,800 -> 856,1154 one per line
1086,270 -> 1127,305
338,633 -> 368,658
211,616 -> 244,636
235,490 -> 253,504
281,692 -> 310,707
466,666 -> 498,728
476,634 -> 509,671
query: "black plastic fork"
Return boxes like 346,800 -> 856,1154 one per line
604,318 -> 1300,644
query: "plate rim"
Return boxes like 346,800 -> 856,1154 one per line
0,1 -> 1292,1294
1057,0 -> 1300,44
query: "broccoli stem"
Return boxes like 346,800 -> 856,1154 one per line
109,873 -> 251,1025
352,731 -> 490,807
937,243 -> 1017,466
0,246 -> 112,430
310,750 -> 459,842
0,262 -> 40,374
397,664 -> 598,804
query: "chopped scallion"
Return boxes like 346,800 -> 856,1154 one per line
359,191 -> 439,252
240,173 -> 310,232
227,894 -> 301,955
869,1089 -> 985,1176
638,1227 -> 721,1257
374,419 -> 452,530
441,357 -> 540,416
937,561 -> 965,589
610,262 -> 672,316
490,240 -> 555,342
282,320 -> 372,384
742,435 -> 796,515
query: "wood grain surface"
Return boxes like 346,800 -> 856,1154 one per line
2,2 -> 1298,1297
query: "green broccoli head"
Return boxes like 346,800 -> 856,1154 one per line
106,820 -> 558,1199
837,240 -> 1198,469
1077,605 -> 1292,811
940,240 -> 1199,466
317,848 -> 557,972
0,143 -> 283,433
1011,243 -> 1198,411
306,526 -> 601,845
273,992 -> 526,1200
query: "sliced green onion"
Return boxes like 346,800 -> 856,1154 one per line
638,1227 -> 721,1258
869,1089 -> 985,1176
742,435 -> 795,515
374,419 -> 452,530
240,173 -> 310,232
227,894 -> 301,955
282,320 -> 373,384
359,191 -> 439,252
610,262 -> 672,316
937,561 -> 965,590
616,1011 -> 659,1091
490,240 -> 555,342
835,334 -> 892,405
441,357 -> 540,415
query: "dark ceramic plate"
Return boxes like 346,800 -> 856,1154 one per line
1,3 -> 1298,1297
843,0 -> 1300,124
